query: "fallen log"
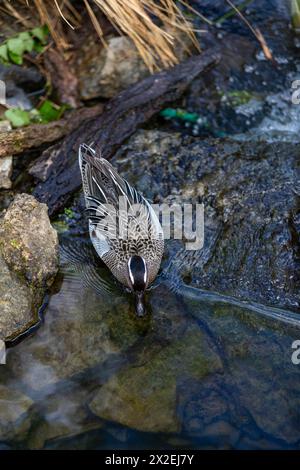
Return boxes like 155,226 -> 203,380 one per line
31,49 -> 220,215
0,104 -> 104,159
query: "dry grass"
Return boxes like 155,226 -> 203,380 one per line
16,0 -> 200,72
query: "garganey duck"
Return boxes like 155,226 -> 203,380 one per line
79,144 -> 164,316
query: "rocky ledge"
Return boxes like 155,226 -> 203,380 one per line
0,194 -> 58,341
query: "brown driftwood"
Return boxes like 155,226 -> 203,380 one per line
31,49 -> 220,215
0,104 -> 104,158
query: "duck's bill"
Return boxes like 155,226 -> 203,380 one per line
135,292 -> 146,317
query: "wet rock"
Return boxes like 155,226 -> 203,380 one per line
0,194 -> 58,340
0,194 -> 58,286
0,385 -> 33,441
26,390 -> 103,449
112,129 -> 300,311
0,121 -> 12,189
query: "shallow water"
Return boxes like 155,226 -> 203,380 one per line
0,231 -> 300,449
1,0 -> 300,450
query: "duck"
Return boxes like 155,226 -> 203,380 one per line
78,143 -> 164,316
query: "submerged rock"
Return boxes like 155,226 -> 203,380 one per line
0,385 -> 33,441
25,388 -> 103,449
89,325 -> 222,433
0,194 -> 58,340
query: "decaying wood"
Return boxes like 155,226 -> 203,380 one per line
31,49 -> 220,215
0,104 -> 104,159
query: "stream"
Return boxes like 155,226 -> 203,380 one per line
1,0 -> 300,450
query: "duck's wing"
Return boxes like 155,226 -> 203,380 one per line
78,144 -> 163,249
79,144 -> 116,257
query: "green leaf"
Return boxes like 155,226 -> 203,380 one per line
4,108 -> 30,127
18,31 -> 34,52
7,37 -> 25,56
33,42 -> 44,53
6,37 -> 25,64
38,100 -> 65,122
31,25 -> 49,44
0,25 -> 49,65
8,51 -> 23,65
18,32 -> 30,40
0,44 -> 8,62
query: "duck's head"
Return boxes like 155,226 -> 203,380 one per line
127,255 -> 147,316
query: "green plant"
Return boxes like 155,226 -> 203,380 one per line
64,208 -> 75,219
4,100 -> 67,128
215,0 -> 254,24
220,90 -> 255,107
0,25 -> 49,65
4,109 -> 31,127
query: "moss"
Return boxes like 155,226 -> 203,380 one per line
219,90 -> 257,107
106,297 -> 152,350
64,208 -> 75,219
10,239 -> 21,250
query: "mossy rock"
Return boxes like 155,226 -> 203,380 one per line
89,327 -> 222,433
